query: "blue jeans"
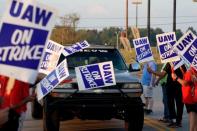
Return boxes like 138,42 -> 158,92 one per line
162,84 -> 169,119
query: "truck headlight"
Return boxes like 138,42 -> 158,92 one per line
122,83 -> 141,89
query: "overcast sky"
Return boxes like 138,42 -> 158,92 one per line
0,0 -> 196,33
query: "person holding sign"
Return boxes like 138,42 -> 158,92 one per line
0,75 -> 35,131
148,63 -> 185,128
154,63 -> 170,123
141,60 -> 157,114
171,66 -> 197,131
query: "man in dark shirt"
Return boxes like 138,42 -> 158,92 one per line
163,63 -> 184,127
148,63 -> 185,128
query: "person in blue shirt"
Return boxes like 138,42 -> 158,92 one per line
141,60 -> 157,114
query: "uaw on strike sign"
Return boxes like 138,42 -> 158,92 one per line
173,30 -> 197,71
156,32 -> 180,63
36,59 -> 69,101
39,40 -> 64,75
75,61 -> 116,90
62,40 -> 89,57
133,37 -> 154,63
0,0 -> 58,84
39,40 -> 90,75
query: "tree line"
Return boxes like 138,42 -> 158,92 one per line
50,13 -> 197,47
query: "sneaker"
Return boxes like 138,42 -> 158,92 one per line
167,122 -> 181,128
175,122 -> 182,127
158,118 -> 171,123
144,109 -> 148,114
165,119 -> 171,123
146,109 -> 153,114
144,108 -> 148,112
167,121 -> 175,127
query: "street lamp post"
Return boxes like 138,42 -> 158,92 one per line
173,0 -> 176,32
136,4 -> 138,27
132,0 -> 142,28
147,0 -> 151,39
133,1 -> 142,28
115,32 -> 119,49
126,0 -> 128,38
127,0 -> 142,37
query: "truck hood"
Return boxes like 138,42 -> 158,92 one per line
66,69 -> 140,83
114,70 -> 140,83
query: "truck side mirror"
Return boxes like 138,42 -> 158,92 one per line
129,63 -> 141,72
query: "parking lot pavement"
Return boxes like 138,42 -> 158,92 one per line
23,116 -> 184,131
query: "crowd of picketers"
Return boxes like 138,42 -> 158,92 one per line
141,60 -> 197,131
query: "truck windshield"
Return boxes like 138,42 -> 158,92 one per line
59,49 -> 127,70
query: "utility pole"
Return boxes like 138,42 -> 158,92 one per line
132,0 -> 142,28
147,0 -> 151,39
136,4 -> 138,27
115,32 -> 119,49
126,0 -> 128,38
173,0 -> 176,32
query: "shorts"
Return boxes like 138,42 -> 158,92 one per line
143,85 -> 153,98
185,103 -> 197,113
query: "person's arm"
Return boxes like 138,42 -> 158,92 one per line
10,95 -> 35,110
180,66 -> 186,75
149,63 -> 157,87
147,66 -> 166,77
155,75 -> 164,86
171,73 -> 188,86
30,73 -> 46,88
177,77 -> 188,86
150,73 -> 156,87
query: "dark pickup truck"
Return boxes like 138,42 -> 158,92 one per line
32,45 -> 144,131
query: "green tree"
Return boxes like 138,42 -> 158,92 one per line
85,30 -> 101,44
187,27 -> 197,35
175,29 -> 183,40
99,27 -> 122,46
51,13 -> 80,45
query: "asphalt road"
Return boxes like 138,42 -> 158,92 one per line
22,86 -> 189,131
